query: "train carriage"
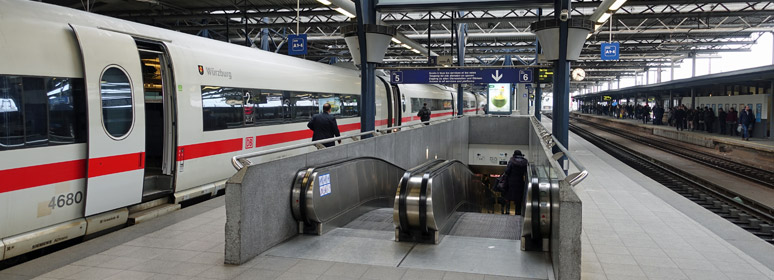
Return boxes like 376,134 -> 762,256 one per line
0,0 -> 483,259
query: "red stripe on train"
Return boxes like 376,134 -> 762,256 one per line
2,116 -> 452,192
0,159 -> 86,194
88,152 -> 145,178
177,138 -> 243,161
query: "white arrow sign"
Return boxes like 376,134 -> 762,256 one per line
492,70 -> 503,82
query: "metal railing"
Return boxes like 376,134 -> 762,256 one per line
551,135 -> 589,186
231,115 -> 466,170
231,131 -> 377,170
375,115 -> 463,133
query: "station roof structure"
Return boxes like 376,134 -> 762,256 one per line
43,0 -> 774,93
574,64 -> 774,100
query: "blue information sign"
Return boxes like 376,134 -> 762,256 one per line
288,34 -> 307,55
601,42 -> 620,61
390,68 -> 533,84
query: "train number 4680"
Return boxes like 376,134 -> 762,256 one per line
48,191 -> 84,209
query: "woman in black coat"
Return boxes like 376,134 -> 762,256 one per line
503,150 -> 529,215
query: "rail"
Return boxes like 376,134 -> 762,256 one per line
551,135 -> 589,186
375,115 -> 463,133
231,131 -> 377,170
232,115 -> 466,170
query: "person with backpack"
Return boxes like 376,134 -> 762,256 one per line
417,103 -> 431,125
495,150 -> 528,215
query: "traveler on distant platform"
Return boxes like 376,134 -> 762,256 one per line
717,108 -> 727,135
675,105 -> 686,131
740,105 -> 754,141
726,107 -> 738,136
704,107 -> 715,133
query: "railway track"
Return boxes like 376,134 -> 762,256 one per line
547,114 -> 774,244
572,116 -> 774,189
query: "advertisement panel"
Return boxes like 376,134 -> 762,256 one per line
319,97 -> 341,115
487,83 -> 512,114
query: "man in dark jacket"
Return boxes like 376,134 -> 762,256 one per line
307,103 -> 341,147
740,105 -> 754,140
674,105 -> 686,131
704,107 -> 715,133
717,108 -> 727,135
726,107 -> 738,136
503,150 -> 528,215
417,103 -> 431,125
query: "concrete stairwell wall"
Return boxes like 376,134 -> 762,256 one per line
224,117 -> 469,265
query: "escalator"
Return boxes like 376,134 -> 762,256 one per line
291,157 -> 555,251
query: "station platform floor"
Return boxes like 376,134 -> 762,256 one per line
1,118 -> 773,280
541,118 -> 774,279
574,112 -> 774,151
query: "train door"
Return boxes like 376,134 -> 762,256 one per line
70,24 -> 145,216
391,85 -> 406,126
392,85 -> 402,126
450,91 -> 457,116
137,41 -> 176,201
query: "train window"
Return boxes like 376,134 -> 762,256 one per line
204,85 -> 358,130
0,76 -> 24,149
47,78 -> 78,144
23,77 -> 48,146
291,92 -> 318,121
100,67 -> 134,138
338,94 -> 359,118
245,90 -> 283,125
0,76 -> 85,150
410,98 -> 452,113
201,86 -> 244,131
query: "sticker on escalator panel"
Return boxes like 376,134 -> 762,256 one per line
319,173 -> 331,197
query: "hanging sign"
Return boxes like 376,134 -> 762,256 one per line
390,69 -> 532,84
288,34 -> 307,55
601,42 -> 620,61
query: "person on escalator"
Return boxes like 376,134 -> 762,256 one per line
503,150 -> 528,215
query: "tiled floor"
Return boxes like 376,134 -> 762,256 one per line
544,119 -> 774,280
1,196 -> 546,280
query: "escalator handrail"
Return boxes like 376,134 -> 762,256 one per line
398,159 -> 446,233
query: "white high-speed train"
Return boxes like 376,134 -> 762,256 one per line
0,0 -> 484,260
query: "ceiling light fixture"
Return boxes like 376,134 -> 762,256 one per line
597,13 -> 611,24
335,7 -> 355,18
316,0 -> 331,5
609,0 -> 627,11
391,38 -> 402,44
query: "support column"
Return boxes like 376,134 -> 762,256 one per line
770,80 -> 774,139
456,11 -> 466,116
692,53 -> 696,77
671,60 -> 675,81
534,8 -> 543,120
645,68 -> 649,85
668,90 -> 673,109
690,88 -> 695,109
552,0 -> 571,158
355,0 -> 376,134
657,66 -> 662,83
260,17 -> 270,51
